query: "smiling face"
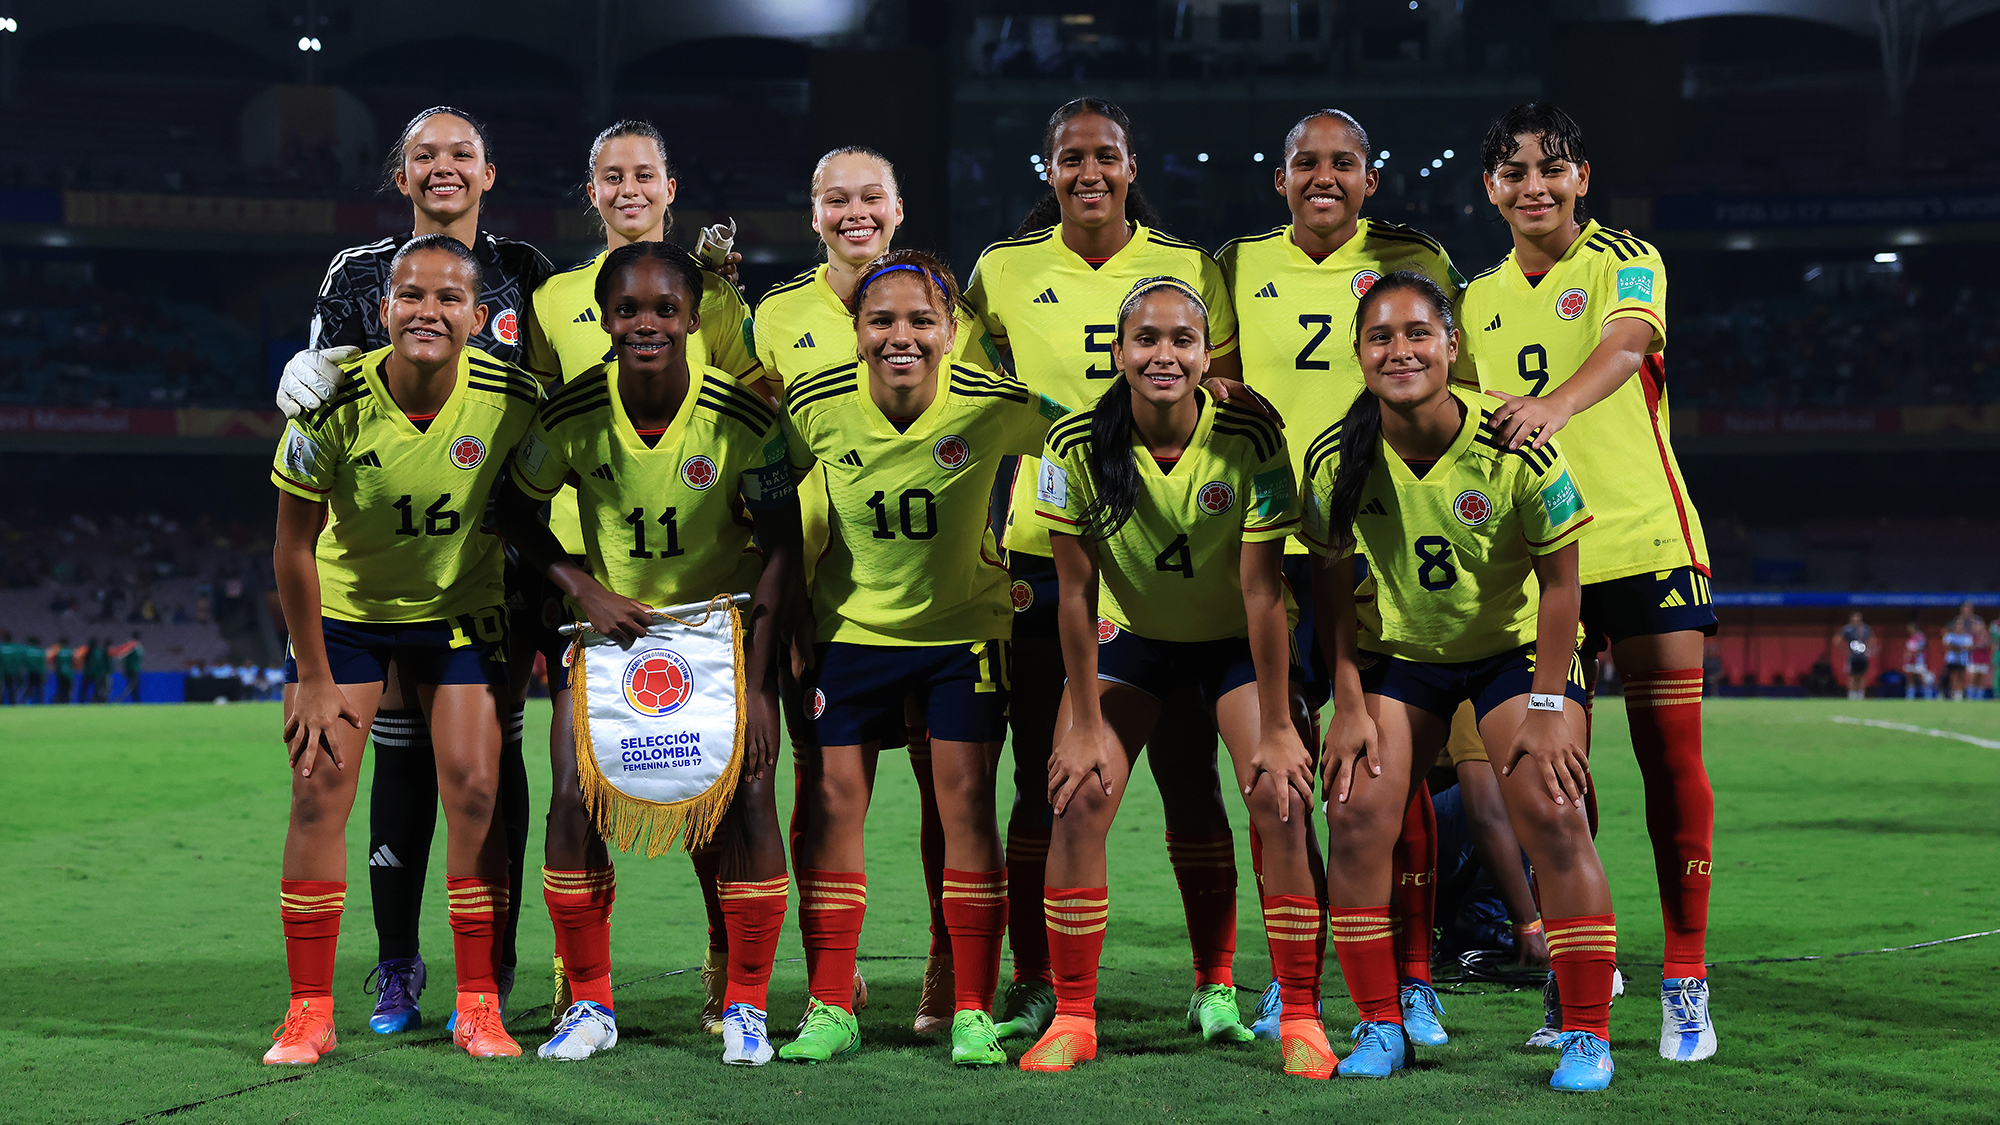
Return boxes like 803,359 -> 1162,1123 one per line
855,272 -> 955,397
600,256 -> 698,375
1484,131 -> 1589,240
591,134 -> 676,244
393,114 -> 495,226
1114,288 -> 1209,410
1280,115 -> 1376,242
1357,285 -> 1458,409
381,248 -> 487,368
814,151 -> 903,270
1049,113 -> 1135,232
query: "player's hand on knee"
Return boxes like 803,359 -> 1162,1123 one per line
1248,722 -> 1314,823
276,346 -> 359,418
1048,719 -> 1117,816
1322,709 -> 1379,807
284,679 -> 362,777
1501,710 -> 1587,807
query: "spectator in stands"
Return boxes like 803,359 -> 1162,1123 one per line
1833,612 -> 1877,701
1943,602 -> 1985,701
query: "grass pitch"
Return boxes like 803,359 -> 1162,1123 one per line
1,698 -> 1995,1124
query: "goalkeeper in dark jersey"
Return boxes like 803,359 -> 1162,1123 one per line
273,105 -> 553,1035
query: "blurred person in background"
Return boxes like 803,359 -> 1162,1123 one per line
113,632 -> 145,702
24,636 -> 46,703
52,637 -> 73,703
1833,612 -> 1875,701
1942,603 -> 1982,700
1902,620 -> 1932,699
83,638 -> 111,703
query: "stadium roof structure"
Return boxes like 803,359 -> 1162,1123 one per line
1558,0 -> 2000,36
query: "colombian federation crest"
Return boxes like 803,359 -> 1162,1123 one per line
681,455 -> 719,490
492,307 -> 520,346
1197,481 -> 1235,516
1454,490 -> 1492,527
1097,617 -> 1120,644
622,648 -> 695,717
811,688 -> 827,719
451,435 -> 485,469
934,434 -> 971,471
1557,288 -> 1589,321
1010,580 -> 1035,611
1351,270 -> 1381,299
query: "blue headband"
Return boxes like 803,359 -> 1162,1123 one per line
856,263 -> 948,302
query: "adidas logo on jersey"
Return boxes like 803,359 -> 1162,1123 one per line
354,450 -> 381,468
839,449 -> 864,467
1483,314 -> 1501,331
1659,589 -> 1689,609
573,308 -> 597,324
1254,282 -> 1279,298
1032,288 -> 1058,304
591,463 -> 615,481
794,332 -> 815,348
1360,498 -> 1389,516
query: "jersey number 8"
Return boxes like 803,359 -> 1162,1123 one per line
1413,535 -> 1457,591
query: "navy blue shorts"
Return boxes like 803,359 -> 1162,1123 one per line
1008,552 -> 1060,640
285,609 -> 509,688
806,639 -> 1011,746
1358,643 -> 1587,725
516,554 -> 586,691
1578,566 -> 1719,658
1095,623 -> 1259,705
1283,554 -> 1331,710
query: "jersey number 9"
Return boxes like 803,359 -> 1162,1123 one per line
1517,344 -> 1549,397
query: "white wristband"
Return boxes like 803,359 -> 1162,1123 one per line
1527,693 -> 1566,713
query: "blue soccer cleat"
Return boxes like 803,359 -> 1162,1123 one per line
1660,977 -> 1717,1061
1337,1020 -> 1411,1078
1550,1030 -> 1615,1091
1399,979 -> 1449,1047
1249,979 -> 1282,1040
721,1003 -> 774,1066
365,955 -> 425,1034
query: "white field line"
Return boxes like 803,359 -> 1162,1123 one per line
1830,714 -> 2000,750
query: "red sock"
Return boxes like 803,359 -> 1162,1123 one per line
719,875 -> 790,1010
1547,912 -> 1618,1039
942,868 -> 1007,1011
1391,784 -> 1437,983
908,737 -> 951,961
280,879 -> 344,1000
1624,669 -> 1713,979
788,742 -> 812,857
1261,894 -> 1321,1021
1165,830 -> 1237,987
1329,904 -> 1400,1024
690,844 -> 728,954
544,866 -> 616,1009
798,870 -> 866,1009
1044,886 -> 1108,1018
1005,820 -> 1051,983
445,876 -> 508,996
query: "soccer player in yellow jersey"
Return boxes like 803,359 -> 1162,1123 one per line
265,236 -> 540,1065
1462,103 -> 1718,1061
1023,277 -> 1326,1077
1299,271 -> 1615,1091
780,251 -> 1067,1069
1217,106 -> 1465,1044
965,97 -> 1253,1043
756,145 -> 1005,1035
498,242 -> 801,1066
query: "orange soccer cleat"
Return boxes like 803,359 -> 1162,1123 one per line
1280,1019 -> 1337,1079
262,997 -> 338,1065
453,993 -> 521,1058
1019,1014 -> 1097,1072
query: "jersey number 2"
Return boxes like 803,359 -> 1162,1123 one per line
1296,315 -> 1333,371
1414,535 -> 1457,591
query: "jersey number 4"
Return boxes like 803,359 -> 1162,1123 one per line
1155,534 -> 1194,578
393,494 -> 460,537
1414,535 -> 1457,591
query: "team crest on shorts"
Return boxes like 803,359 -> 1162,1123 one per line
1557,288 -> 1589,321
1454,490 -> 1491,526
450,435 -> 485,469
934,434 -> 971,471
541,597 -> 564,629
1197,481 -> 1235,515
1010,580 -> 1034,611
811,688 -> 827,719
681,455 -> 719,490
1097,617 -> 1119,644
1351,270 -> 1381,299
623,648 -> 695,717
492,307 -> 520,346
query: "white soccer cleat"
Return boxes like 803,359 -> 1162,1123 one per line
538,1000 -> 617,1061
721,1002 -> 775,1066
1659,977 -> 1717,1061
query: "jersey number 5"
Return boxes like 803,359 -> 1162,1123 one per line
1084,324 -> 1118,380
1414,535 -> 1457,591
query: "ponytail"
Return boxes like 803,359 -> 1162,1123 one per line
1010,96 -> 1166,239
1321,390 -> 1385,555
1077,378 -> 1141,540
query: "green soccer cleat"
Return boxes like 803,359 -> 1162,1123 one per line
992,978 -> 1057,1040
778,997 -> 860,1064
1186,983 -> 1255,1043
951,1009 -> 1007,1067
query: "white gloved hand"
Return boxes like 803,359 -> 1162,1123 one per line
275,346 -> 360,418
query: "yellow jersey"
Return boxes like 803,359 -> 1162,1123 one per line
510,362 -> 792,610
1460,220 -> 1706,585
271,346 -> 540,623
753,263 -> 999,387
1216,218 -> 1462,555
785,362 -> 1067,646
965,222 -> 1237,556
1035,391 -> 1297,642
1299,387 -> 1593,663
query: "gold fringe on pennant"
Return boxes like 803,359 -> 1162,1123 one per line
570,594 -> 749,858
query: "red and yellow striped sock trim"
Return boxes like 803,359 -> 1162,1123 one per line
1546,918 -> 1620,956
1164,833 -> 1236,870
943,872 -> 1008,908
1624,670 -> 1704,711
1005,830 -> 1050,863
1262,898 -> 1322,943
279,885 -> 345,919
799,874 -> 867,911
447,880 -> 510,918
1044,890 -> 1108,936
541,866 -> 615,896
718,874 -> 791,902
1328,910 -> 1396,945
